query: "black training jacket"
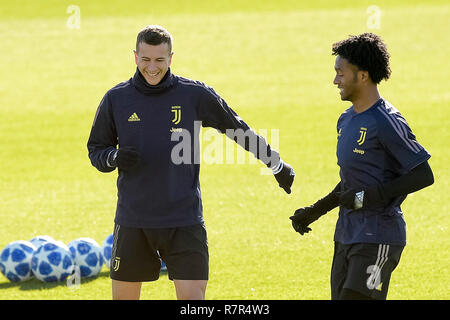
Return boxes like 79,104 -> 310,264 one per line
87,68 -> 279,228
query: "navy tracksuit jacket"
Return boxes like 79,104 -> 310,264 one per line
87,68 -> 279,228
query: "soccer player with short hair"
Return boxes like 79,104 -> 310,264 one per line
87,25 -> 294,300
290,33 -> 434,300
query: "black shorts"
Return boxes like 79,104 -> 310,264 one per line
331,242 -> 404,300
110,223 -> 209,282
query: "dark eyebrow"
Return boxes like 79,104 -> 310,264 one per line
141,56 -> 165,60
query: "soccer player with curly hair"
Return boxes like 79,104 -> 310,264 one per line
290,33 -> 434,300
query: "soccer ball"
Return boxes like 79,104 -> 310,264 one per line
0,240 -> 36,282
101,234 -> 113,269
29,235 -> 55,249
160,259 -> 167,272
31,240 -> 74,282
156,250 -> 167,272
68,237 -> 103,278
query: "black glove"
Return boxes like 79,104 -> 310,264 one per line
338,161 -> 434,210
108,146 -> 140,170
290,182 -> 341,235
337,186 -> 386,210
274,161 -> 295,194
336,188 -> 359,209
289,206 -> 321,235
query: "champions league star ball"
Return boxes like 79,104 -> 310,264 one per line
31,240 -> 74,282
101,234 -> 113,269
156,250 -> 167,272
160,259 -> 167,271
29,235 -> 55,249
68,238 -> 103,278
0,240 -> 36,282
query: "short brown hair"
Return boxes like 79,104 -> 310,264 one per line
136,25 -> 173,53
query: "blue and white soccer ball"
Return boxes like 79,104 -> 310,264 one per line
29,235 -> 55,250
101,234 -> 113,269
31,240 -> 74,282
0,240 -> 36,282
68,237 -> 103,278
156,250 -> 167,272
160,259 -> 167,272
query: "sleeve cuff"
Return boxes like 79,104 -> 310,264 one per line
106,149 -> 117,168
271,159 -> 284,175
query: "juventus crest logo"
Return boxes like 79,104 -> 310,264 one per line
113,257 -> 120,272
357,127 -> 367,145
171,106 -> 181,125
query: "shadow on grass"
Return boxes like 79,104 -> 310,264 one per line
1,269 -> 169,291
0,270 -> 111,291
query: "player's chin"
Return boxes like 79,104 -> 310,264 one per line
339,91 -> 350,101
145,75 -> 163,85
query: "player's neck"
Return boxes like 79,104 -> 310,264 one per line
352,87 -> 381,113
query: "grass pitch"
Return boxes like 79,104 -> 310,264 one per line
0,0 -> 449,300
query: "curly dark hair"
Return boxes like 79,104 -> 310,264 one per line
332,33 -> 391,84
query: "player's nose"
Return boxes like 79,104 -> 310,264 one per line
333,76 -> 340,85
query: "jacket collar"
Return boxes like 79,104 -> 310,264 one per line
131,67 -> 176,95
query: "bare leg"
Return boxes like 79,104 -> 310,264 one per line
112,279 -> 142,300
174,280 -> 207,300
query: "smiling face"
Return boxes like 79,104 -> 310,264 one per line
333,55 -> 361,102
134,42 -> 173,85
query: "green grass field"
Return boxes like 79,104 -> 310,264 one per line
0,0 -> 449,300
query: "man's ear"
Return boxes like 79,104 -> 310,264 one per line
133,49 -> 138,65
359,70 -> 370,83
168,52 -> 174,67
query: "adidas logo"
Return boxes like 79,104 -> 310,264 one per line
128,113 -> 141,122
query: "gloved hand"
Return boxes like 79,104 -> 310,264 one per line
336,188 -> 360,209
337,185 -> 387,210
273,161 -> 295,194
338,161 -> 434,210
108,146 -> 140,170
289,206 -> 321,235
289,182 -> 341,235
